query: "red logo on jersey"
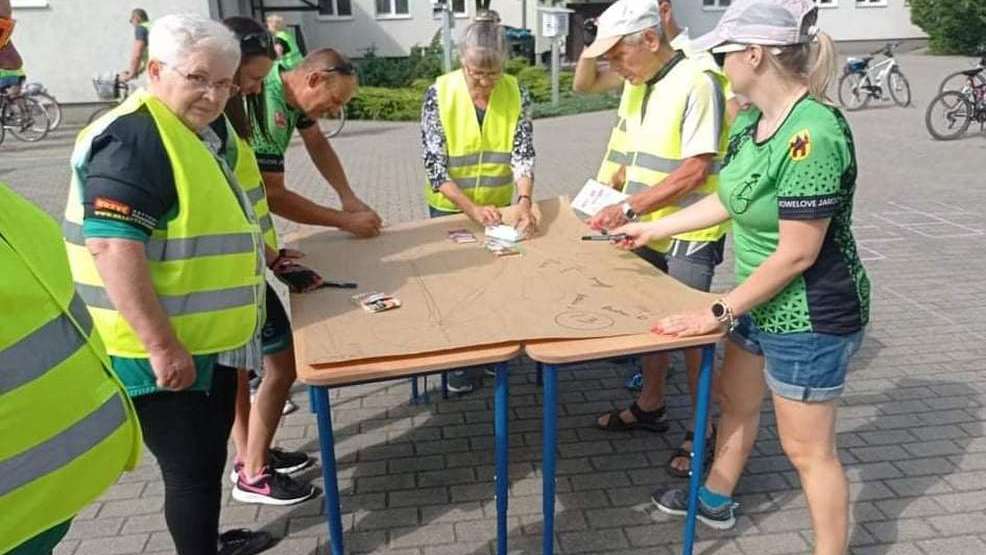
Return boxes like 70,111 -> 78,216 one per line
274,111 -> 287,128
788,130 -> 812,161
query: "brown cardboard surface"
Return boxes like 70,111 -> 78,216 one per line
289,198 -> 717,366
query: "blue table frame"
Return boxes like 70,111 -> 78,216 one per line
299,343 -> 522,555
526,334 -> 722,555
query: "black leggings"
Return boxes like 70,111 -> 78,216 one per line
132,366 -> 237,555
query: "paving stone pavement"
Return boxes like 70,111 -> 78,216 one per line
5,53 -> 986,554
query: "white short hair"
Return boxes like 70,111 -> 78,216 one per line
149,14 -> 240,68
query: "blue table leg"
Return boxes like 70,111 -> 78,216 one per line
541,364 -> 558,555
494,361 -> 509,555
409,377 -> 420,405
682,345 -> 717,555
421,375 -> 430,404
441,372 -> 449,400
536,362 -> 543,387
308,386 -> 317,414
311,386 -> 345,555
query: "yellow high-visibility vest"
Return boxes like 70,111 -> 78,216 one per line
624,57 -> 731,252
0,182 -> 141,554
425,70 -> 521,213
595,83 -> 641,185
63,90 -> 264,357
234,134 -> 279,250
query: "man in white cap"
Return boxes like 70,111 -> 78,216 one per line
584,0 -> 730,481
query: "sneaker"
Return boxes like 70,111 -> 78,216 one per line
281,399 -> 298,415
269,447 -> 312,474
232,468 -> 317,506
624,372 -> 643,392
651,487 -> 737,530
446,371 -> 475,394
218,528 -> 275,555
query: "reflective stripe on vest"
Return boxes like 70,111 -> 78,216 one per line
234,134 -> 279,250
624,59 -> 730,252
63,90 -> 263,357
0,182 -> 141,554
425,70 -> 520,213
596,84 -> 639,185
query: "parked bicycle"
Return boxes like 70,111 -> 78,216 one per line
22,81 -> 62,131
0,86 -> 51,146
838,42 -> 912,111
937,49 -> 986,101
88,74 -> 131,125
925,59 -> 986,140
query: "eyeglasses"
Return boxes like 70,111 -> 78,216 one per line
240,31 -> 275,57
160,62 -> 240,96
319,62 -> 357,77
463,65 -> 502,82
710,43 -> 783,67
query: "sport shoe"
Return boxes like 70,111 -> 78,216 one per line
281,399 -> 298,415
446,371 -> 475,394
269,447 -> 312,474
232,468 -> 317,506
651,487 -> 737,530
218,528 -> 275,555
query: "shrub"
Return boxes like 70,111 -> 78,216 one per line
910,0 -> 986,55
354,44 -> 446,88
347,87 -> 424,121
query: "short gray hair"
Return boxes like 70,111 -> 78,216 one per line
621,25 -> 663,46
149,14 -> 241,68
458,21 -> 508,70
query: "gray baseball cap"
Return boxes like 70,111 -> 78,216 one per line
691,0 -> 818,53
581,0 -> 663,58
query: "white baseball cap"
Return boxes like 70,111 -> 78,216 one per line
581,0 -> 663,59
692,0 -> 819,53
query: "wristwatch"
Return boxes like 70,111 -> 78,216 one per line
711,299 -> 737,332
620,201 -> 638,222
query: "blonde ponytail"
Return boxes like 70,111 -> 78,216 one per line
807,31 -> 838,104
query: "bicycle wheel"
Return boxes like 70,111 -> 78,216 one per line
838,72 -> 870,111
87,104 -> 114,125
888,69 -> 911,107
939,70 -> 986,97
925,91 -> 972,140
7,96 -> 50,142
322,106 -> 346,138
31,92 -> 62,130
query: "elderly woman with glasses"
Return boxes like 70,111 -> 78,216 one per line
62,14 -> 286,555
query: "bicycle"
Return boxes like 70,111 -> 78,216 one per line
22,81 -> 62,130
0,87 -> 51,146
925,62 -> 986,141
837,42 -> 912,111
322,106 -> 346,138
936,49 -> 986,109
88,74 -> 131,125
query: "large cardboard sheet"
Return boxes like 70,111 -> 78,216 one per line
290,198 -> 716,366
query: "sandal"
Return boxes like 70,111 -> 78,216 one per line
218,529 -> 276,555
596,402 -> 669,433
666,427 -> 717,479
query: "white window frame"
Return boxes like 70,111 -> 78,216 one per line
816,0 -> 838,9
375,0 -> 412,20
855,0 -> 888,7
433,0 -> 470,20
701,0 -> 731,11
11,0 -> 48,7
316,0 -> 355,21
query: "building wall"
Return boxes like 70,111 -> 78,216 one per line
670,0 -> 926,43
10,0 -> 214,104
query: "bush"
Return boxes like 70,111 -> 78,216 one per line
347,87 -> 424,121
910,0 -> 986,55
515,66 -> 574,103
355,44 -> 445,88
532,93 -> 620,119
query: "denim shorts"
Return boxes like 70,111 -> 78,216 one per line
632,237 -> 725,292
729,315 -> 864,402
261,282 -> 292,355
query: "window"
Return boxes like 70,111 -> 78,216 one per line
816,0 -> 837,7
451,0 -> 467,16
376,0 -> 410,18
318,0 -> 353,18
702,0 -> 730,10
855,0 -> 887,6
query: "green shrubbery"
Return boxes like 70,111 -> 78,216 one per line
910,0 -> 986,55
347,53 -> 617,121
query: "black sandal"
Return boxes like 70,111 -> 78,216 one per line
666,427 -> 717,479
596,402 -> 669,433
218,529 -> 276,555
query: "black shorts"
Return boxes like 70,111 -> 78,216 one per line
261,282 -> 292,355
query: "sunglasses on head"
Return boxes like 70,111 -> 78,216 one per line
240,31 -> 275,56
319,62 -> 357,76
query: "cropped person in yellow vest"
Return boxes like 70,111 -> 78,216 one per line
120,8 -> 151,82
420,17 -> 536,393
221,15 -> 320,508
581,0 -> 731,479
574,0 -> 741,189
63,14 -> 279,555
1,183 -> 141,555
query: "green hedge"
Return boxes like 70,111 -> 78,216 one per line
910,0 -> 986,55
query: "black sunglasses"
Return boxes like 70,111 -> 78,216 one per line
320,62 -> 357,76
240,31 -> 275,57
713,52 -> 727,68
